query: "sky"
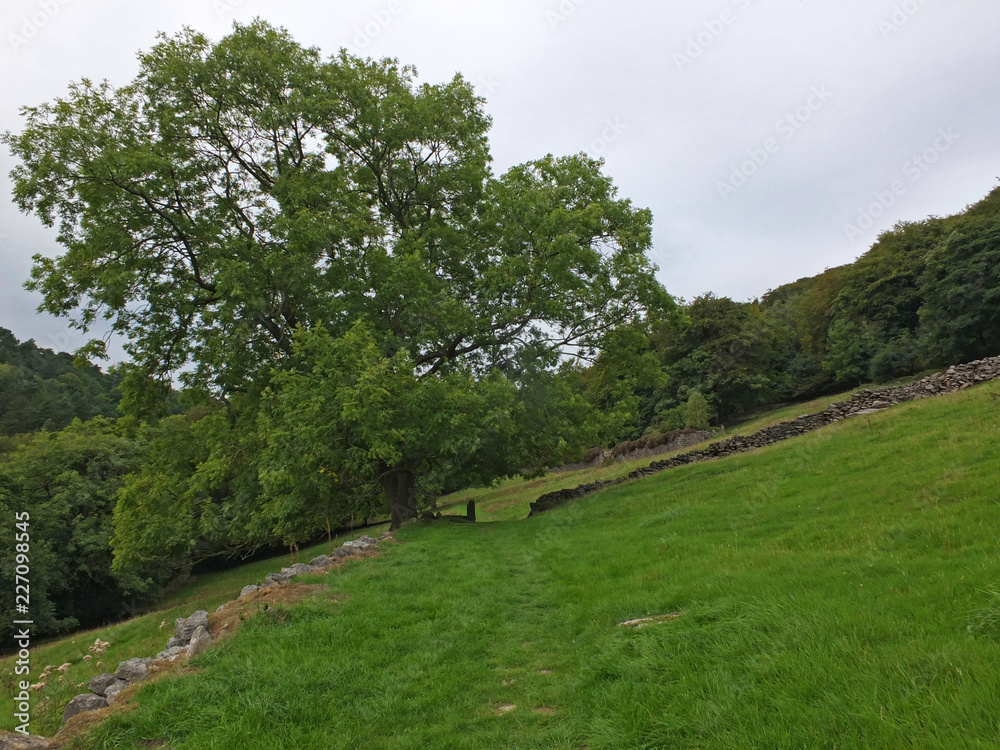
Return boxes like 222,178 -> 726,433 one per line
1,0 -> 998,362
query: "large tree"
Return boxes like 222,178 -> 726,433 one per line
4,21 -> 671,532
919,209 -> 1000,366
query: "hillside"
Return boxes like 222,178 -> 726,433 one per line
5,379 -> 1000,748
0,328 -> 121,441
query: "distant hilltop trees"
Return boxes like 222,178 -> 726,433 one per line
0,327 -> 121,440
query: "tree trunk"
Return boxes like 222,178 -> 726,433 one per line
381,468 -> 418,531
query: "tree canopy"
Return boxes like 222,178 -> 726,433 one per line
4,20 -> 672,534
652,294 -> 794,424
0,417 -> 143,639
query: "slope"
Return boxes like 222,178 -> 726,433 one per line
9,382 -> 1000,749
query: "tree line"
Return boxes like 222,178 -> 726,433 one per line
0,328 -> 122,443
616,184 -> 1000,437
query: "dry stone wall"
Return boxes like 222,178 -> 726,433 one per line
529,356 -> 1000,516
551,430 -> 715,473
43,534 -> 386,742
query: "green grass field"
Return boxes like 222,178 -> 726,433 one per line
6,382 -> 1000,748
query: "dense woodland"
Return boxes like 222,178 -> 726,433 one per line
0,329 -> 121,441
597,184 -> 1000,436
0,22 -> 997,641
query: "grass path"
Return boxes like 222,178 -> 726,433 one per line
52,382 -> 1000,748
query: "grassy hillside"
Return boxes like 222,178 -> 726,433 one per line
0,527 -> 387,737
7,382 -> 1000,748
438,383 -> 887,523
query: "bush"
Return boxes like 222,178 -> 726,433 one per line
659,405 -> 686,432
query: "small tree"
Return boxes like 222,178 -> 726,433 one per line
684,391 -> 711,431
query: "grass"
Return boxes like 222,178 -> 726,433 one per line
0,525 -> 387,737
435,450 -> 675,522
725,371 -> 943,436
7,382 -> 1000,748
439,383 -> 869,523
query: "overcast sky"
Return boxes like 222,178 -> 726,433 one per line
1,0 -> 998,361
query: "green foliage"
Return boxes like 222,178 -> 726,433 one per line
762,265 -> 850,379
760,187 -> 1000,395
253,323 -> 595,543
919,209 -> 1000,366
654,294 -> 794,423
823,319 -> 875,385
683,391 -> 711,430
868,332 -> 920,382
833,220 -> 946,334
581,324 -> 667,444
654,405 -> 686,432
0,418 -> 143,639
0,327 -> 121,438
111,407 -> 237,585
4,21 -> 671,538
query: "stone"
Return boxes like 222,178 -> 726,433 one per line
187,625 -> 213,658
342,540 -> 371,553
104,679 -> 129,703
239,584 -> 260,598
87,672 -> 119,696
0,733 -> 52,749
175,610 -> 209,643
155,646 -> 186,660
281,563 -> 315,576
308,555 -> 332,568
329,548 -> 351,559
61,693 -> 107,723
115,657 -> 153,684
265,572 -> 292,586
166,635 -> 184,649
